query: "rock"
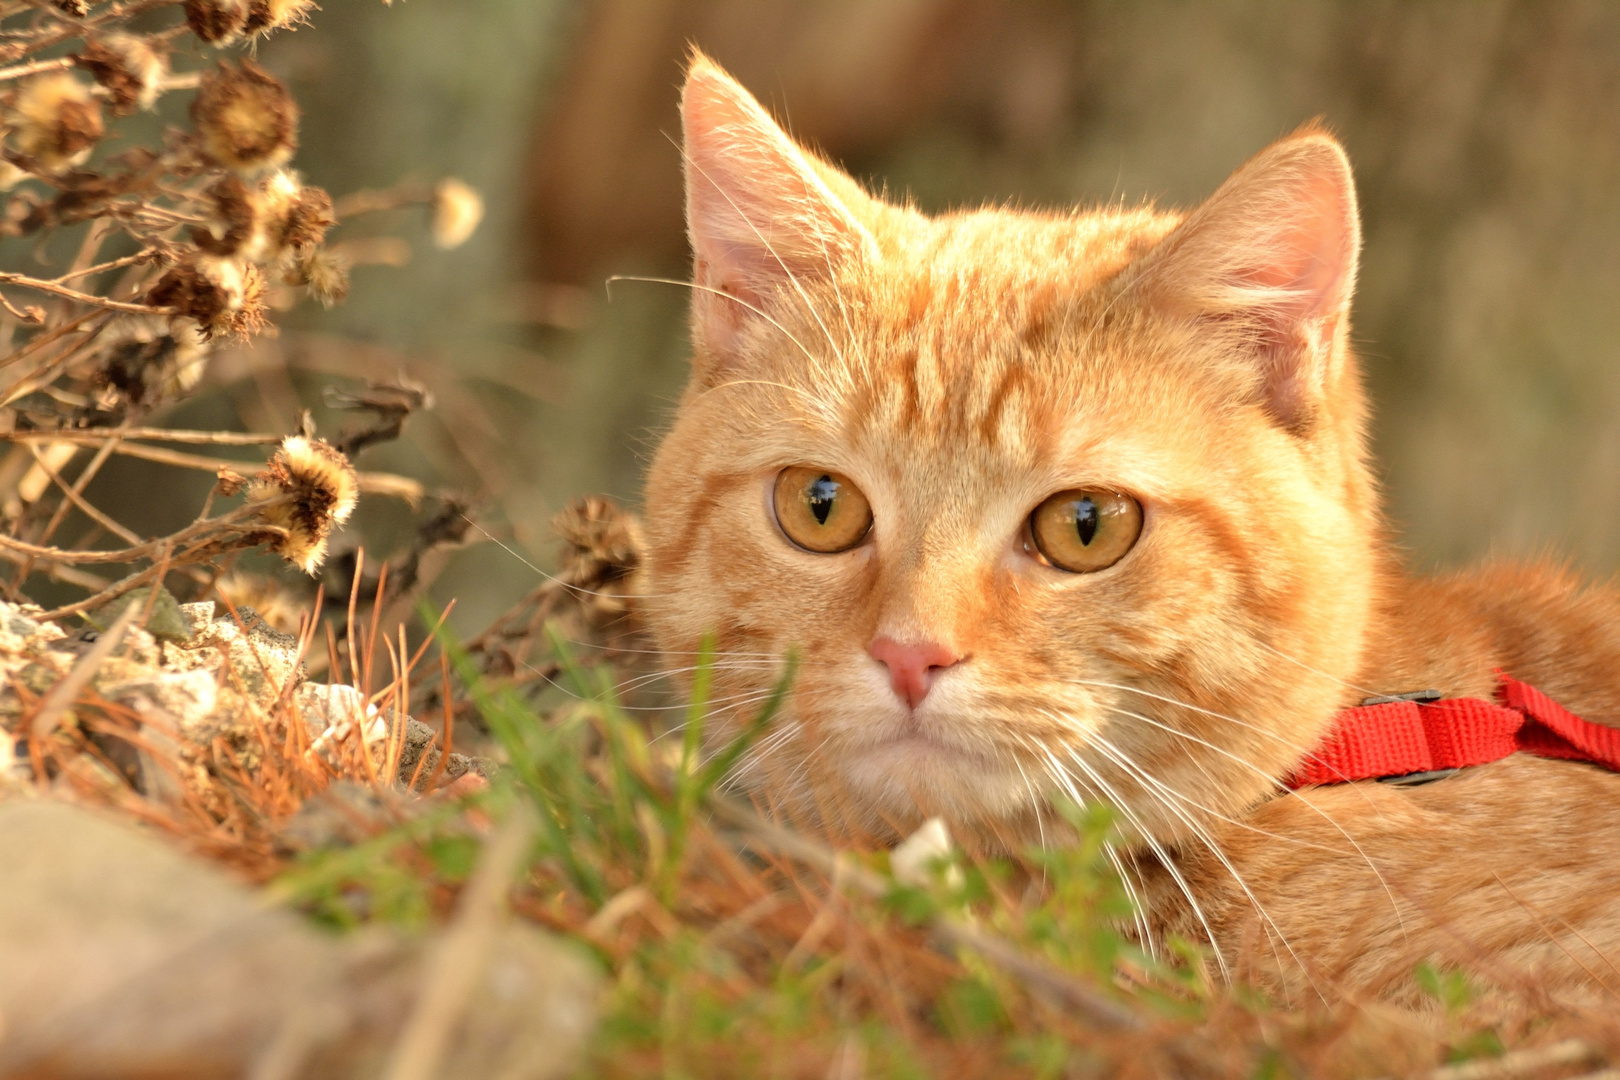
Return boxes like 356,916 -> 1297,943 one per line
0,799 -> 598,1080
297,681 -> 387,763
98,666 -> 221,741
394,716 -> 491,790
0,596 -> 488,799
276,779 -> 398,852
84,585 -> 195,642
189,603 -> 306,701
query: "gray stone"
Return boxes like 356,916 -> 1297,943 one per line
0,799 -> 597,1080
189,605 -> 306,702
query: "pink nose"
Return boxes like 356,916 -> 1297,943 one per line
868,636 -> 964,709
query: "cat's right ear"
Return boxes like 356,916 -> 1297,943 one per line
1137,131 -> 1361,435
681,52 -> 875,378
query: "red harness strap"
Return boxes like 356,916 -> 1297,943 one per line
1285,674 -> 1620,788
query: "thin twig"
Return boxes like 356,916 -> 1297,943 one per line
0,497 -> 282,565
0,289 -> 42,323
31,440 -> 424,501
707,796 -> 1145,1032
382,801 -> 539,1080
26,441 -> 144,546
0,271 -> 176,315
1413,1039 -> 1601,1080
53,251 -> 155,285
0,309 -> 101,372
78,441 -> 257,473
0,55 -> 72,81
2,427 -> 284,446
0,545 -> 109,590
333,181 -> 432,219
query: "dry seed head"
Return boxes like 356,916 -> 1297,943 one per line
76,34 -> 168,115
214,571 -> 305,634
245,436 -> 358,574
9,72 -> 104,173
249,170 -> 334,257
51,0 -> 90,15
284,245 -> 349,307
147,255 -> 267,339
280,185 -> 334,250
431,178 -> 483,249
96,316 -> 210,406
243,0 -> 317,37
184,0 -> 250,44
216,468 -> 248,497
192,173 -> 256,256
192,60 -> 298,173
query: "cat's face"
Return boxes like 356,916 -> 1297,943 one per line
642,55 -> 1382,847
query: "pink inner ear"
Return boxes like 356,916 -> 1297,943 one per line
1236,169 -> 1354,321
681,58 -> 871,321
1147,133 -> 1361,432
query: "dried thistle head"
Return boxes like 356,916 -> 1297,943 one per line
553,497 -> 646,632
95,317 -> 210,407
250,170 -> 334,257
192,60 -> 298,173
246,436 -> 358,575
283,245 -> 349,307
243,0 -> 317,37
8,72 -> 104,173
75,34 -> 168,115
214,571 -> 306,634
191,174 -> 256,256
183,0 -> 250,44
431,178 -> 483,249
554,496 -> 644,587
147,255 -> 267,339
280,184 -> 334,250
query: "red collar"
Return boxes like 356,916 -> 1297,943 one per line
1285,673 -> 1620,788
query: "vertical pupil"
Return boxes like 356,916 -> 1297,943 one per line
1073,497 -> 1099,545
807,475 -> 838,525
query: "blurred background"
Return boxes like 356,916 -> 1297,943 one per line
133,0 -> 1620,632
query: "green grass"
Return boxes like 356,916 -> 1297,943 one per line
269,619 -> 1525,1079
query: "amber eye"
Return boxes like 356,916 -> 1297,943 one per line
1029,489 -> 1142,573
773,466 -> 873,553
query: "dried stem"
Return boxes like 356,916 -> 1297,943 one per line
2,428 -> 284,446
0,272 -> 176,316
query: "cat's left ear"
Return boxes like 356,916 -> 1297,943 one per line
1138,130 -> 1360,434
681,52 -> 877,375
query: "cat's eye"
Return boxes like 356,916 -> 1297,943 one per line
773,466 -> 872,553
1029,489 -> 1142,573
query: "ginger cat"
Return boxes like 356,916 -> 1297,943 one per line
641,53 -> 1620,1005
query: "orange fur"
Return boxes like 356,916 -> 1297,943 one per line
641,52 -> 1620,1002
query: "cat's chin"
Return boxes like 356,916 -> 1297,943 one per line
835,734 -> 1038,827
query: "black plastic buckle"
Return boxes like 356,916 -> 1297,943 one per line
1359,689 -> 1443,707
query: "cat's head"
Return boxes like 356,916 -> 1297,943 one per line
642,54 -> 1381,848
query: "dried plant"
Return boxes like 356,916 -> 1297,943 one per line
0,0 -> 478,626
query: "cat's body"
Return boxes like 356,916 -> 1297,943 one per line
642,54 -> 1620,1002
